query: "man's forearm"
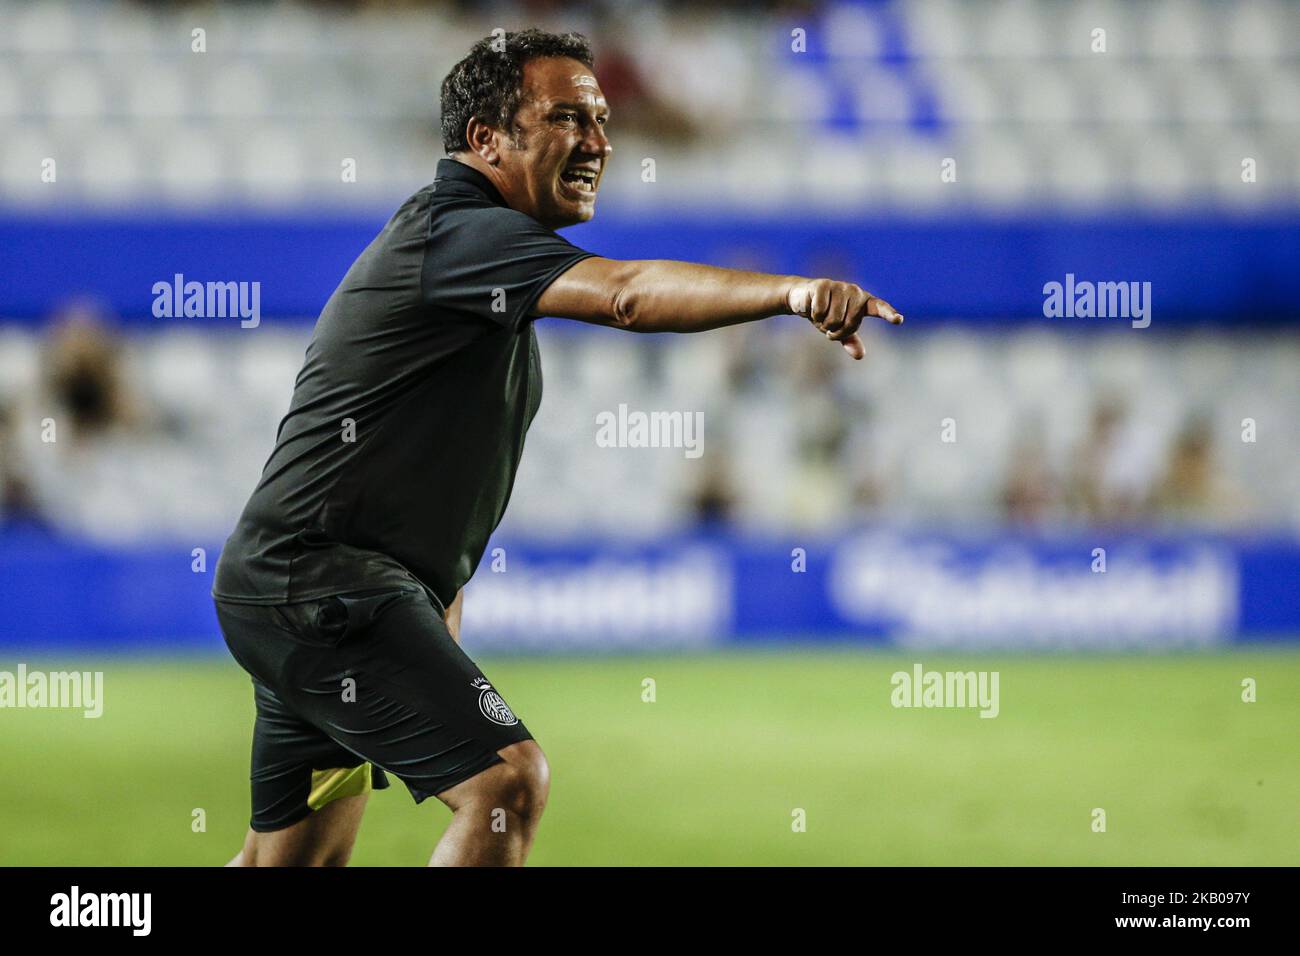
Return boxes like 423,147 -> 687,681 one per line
611,260 -> 798,333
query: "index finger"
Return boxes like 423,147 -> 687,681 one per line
867,296 -> 904,325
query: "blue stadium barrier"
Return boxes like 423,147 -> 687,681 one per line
1,212 -> 1297,324
1,527 -> 1296,652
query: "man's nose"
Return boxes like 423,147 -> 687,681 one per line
579,122 -> 612,158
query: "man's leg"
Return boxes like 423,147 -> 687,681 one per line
278,588 -> 544,866
429,740 -> 549,866
216,597 -> 394,868
220,589 -> 543,866
226,791 -> 370,867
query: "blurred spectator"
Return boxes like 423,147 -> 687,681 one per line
785,335 -> 850,528
687,453 -> 738,526
42,303 -> 140,442
0,401 -> 48,530
1067,397 -> 1162,525
11,304 -> 179,543
1,302 -> 142,533
1153,415 -> 1249,527
1001,419 -> 1056,526
1068,398 -> 1121,521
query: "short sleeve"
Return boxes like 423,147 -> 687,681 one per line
423,204 -> 594,331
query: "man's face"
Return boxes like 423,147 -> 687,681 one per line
495,57 -> 611,229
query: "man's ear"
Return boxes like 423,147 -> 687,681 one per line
465,116 -> 500,164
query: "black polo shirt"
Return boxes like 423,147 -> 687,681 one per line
213,159 -> 595,610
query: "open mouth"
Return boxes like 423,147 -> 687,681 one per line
560,167 -> 598,195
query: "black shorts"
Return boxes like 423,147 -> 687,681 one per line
215,586 -> 533,832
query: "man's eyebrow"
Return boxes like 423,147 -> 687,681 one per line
548,99 -> 610,114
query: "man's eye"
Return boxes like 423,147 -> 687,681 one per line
596,116 -> 608,126
556,113 -> 576,123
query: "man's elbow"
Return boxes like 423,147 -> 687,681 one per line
610,282 -> 645,331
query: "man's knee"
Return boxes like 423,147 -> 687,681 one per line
506,741 -> 549,815
449,741 -> 549,820
491,741 -> 549,821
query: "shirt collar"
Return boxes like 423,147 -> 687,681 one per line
434,158 -> 508,208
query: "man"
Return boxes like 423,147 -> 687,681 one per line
213,28 -> 902,867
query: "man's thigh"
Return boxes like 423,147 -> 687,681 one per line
230,791 -> 370,867
217,587 -> 534,826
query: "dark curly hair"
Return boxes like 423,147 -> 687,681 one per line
440,29 -> 595,154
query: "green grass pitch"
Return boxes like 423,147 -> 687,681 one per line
2,648 -> 1296,865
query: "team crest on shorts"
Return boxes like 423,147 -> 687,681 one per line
471,677 -> 519,727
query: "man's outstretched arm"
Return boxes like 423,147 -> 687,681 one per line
534,257 -> 903,359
